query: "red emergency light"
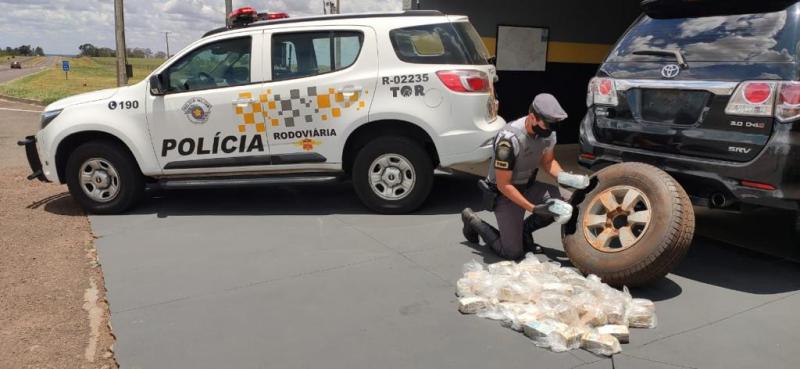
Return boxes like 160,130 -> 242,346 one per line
260,12 -> 289,20
228,6 -> 289,28
228,7 -> 258,27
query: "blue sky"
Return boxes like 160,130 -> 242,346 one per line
0,0 -> 402,55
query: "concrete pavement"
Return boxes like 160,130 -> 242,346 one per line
87,179 -> 799,369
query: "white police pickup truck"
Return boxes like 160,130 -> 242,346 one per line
19,10 -> 503,214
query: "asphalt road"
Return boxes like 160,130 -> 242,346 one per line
3,99 -> 798,369
0,56 -> 55,84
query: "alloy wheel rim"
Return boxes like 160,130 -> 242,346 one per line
582,185 -> 652,253
79,158 -> 120,203
368,154 -> 416,201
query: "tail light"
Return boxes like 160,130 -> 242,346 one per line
587,77 -> 618,107
725,81 -> 777,117
776,81 -> 800,122
436,70 -> 490,93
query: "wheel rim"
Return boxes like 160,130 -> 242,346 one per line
368,153 -> 416,201
582,185 -> 652,253
79,158 -> 121,203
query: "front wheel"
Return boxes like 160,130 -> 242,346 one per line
65,140 -> 144,214
352,137 -> 433,214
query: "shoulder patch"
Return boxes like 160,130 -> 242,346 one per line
494,138 -> 516,171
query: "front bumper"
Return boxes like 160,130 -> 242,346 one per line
17,136 -> 48,182
578,110 -> 800,211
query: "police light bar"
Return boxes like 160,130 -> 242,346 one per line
259,12 -> 289,20
228,7 -> 258,27
228,7 -> 289,28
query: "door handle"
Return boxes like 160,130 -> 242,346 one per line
337,85 -> 363,96
232,97 -> 257,106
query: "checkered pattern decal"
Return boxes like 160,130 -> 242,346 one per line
235,86 -> 368,133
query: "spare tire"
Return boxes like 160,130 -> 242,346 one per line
562,163 -> 695,286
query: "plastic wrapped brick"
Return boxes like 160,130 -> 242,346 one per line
580,332 -> 621,356
487,261 -> 517,275
458,296 -> 489,314
628,298 -> 657,328
462,260 -> 485,274
455,270 -> 492,297
573,292 -> 607,327
601,299 -> 627,325
543,282 -> 575,295
523,320 -> 581,352
596,324 -> 630,344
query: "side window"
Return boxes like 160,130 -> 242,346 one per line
390,23 -> 489,65
164,37 -> 252,93
271,31 -> 363,81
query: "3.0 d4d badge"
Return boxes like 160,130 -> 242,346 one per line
182,97 -> 213,124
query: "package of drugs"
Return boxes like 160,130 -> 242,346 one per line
455,270 -> 491,297
458,296 -> 489,314
462,259 -> 485,273
596,324 -> 630,344
487,261 -> 516,275
628,298 -> 657,328
581,332 -> 621,356
601,299 -> 627,325
543,282 -> 575,295
523,320 -> 581,352
456,258 -> 658,354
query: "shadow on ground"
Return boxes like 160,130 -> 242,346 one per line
133,173 -> 486,218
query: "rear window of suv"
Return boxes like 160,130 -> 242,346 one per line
607,6 -> 800,63
390,22 -> 491,65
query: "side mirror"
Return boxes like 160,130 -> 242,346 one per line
149,74 -> 165,96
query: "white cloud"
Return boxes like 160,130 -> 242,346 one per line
0,0 -> 401,55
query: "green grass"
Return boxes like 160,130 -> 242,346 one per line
0,57 -> 165,105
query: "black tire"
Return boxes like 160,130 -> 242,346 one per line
65,140 -> 144,214
562,163 -> 695,287
351,136 -> 434,214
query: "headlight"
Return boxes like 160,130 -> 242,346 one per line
40,109 -> 63,129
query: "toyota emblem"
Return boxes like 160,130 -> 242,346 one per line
661,64 -> 681,79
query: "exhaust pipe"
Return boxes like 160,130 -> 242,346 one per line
710,192 -> 727,208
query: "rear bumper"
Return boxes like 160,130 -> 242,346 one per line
17,136 -> 48,182
579,110 -> 800,211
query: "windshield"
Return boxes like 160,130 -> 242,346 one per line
607,6 -> 800,63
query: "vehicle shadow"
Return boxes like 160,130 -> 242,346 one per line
126,173 -> 486,218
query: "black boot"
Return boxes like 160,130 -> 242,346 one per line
461,208 -> 480,243
523,214 -> 554,254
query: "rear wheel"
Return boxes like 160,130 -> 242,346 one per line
65,140 -> 144,214
352,136 -> 433,214
563,163 -> 695,286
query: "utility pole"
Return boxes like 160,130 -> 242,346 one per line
114,0 -> 128,86
335,0 -> 340,14
164,32 -> 171,58
225,0 -> 233,27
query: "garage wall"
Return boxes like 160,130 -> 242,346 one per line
417,0 -> 642,143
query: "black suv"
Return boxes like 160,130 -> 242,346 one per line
580,0 -> 800,233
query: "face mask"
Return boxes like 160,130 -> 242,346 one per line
532,124 -> 553,138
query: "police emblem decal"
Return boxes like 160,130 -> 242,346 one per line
182,97 -> 213,124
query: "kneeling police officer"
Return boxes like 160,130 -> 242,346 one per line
461,94 -> 590,260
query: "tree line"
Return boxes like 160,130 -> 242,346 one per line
78,43 -> 166,59
1,45 -> 45,56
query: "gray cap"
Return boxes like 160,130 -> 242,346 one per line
531,93 -> 568,123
